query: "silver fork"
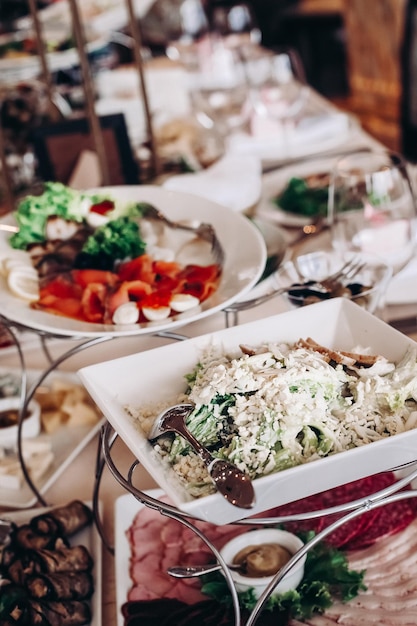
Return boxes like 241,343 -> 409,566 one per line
224,256 -> 365,315
140,203 -> 225,267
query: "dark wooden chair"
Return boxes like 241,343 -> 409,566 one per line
342,0 -> 407,151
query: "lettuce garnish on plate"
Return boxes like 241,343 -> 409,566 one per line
201,532 -> 366,621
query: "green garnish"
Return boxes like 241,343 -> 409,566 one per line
274,177 -> 329,217
201,531 -> 366,621
10,181 -> 86,249
76,217 -> 146,271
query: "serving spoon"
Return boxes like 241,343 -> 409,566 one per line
148,403 -> 255,510
168,562 -> 238,578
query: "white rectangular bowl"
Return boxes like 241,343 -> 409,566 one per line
78,298 -> 417,524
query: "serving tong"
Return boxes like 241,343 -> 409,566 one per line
148,403 -> 255,510
141,203 -> 225,268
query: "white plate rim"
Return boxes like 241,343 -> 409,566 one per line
257,156 -> 341,227
0,185 -> 267,338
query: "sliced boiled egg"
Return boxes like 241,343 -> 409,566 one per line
141,305 -> 171,321
0,251 -> 32,277
85,211 -> 110,229
170,293 -> 200,313
112,302 -> 140,325
3,258 -> 35,275
7,268 -> 39,301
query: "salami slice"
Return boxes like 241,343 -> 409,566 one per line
344,499 -> 417,551
262,472 -> 412,549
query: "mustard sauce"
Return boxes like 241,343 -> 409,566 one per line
232,542 -> 292,577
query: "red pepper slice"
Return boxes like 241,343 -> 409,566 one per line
89,199 -> 115,215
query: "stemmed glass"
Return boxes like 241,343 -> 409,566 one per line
245,47 -> 309,156
185,37 -> 251,137
327,150 -> 417,276
207,1 -> 261,49
165,0 -> 210,66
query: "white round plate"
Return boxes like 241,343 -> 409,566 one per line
257,156 -> 338,227
0,185 -> 267,338
0,35 -> 108,85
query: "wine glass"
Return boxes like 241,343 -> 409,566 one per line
207,1 -> 261,49
185,36 -> 251,136
246,47 -> 309,156
165,0 -> 210,66
327,150 -> 417,276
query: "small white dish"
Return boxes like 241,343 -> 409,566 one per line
274,250 -> 392,314
220,528 -> 305,597
0,397 -> 41,448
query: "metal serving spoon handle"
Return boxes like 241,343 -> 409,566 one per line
168,563 -> 229,578
149,404 -> 255,510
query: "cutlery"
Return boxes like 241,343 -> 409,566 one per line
148,403 -> 255,509
224,257 -> 364,313
140,203 -> 225,267
167,562 -> 238,578
261,145 -> 373,174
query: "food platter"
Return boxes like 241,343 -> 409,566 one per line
257,156 -> 339,227
1,0 -> 154,84
114,491 -> 163,626
0,27 -> 108,85
114,487 -> 417,626
0,367 -> 104,508
1,502 -> 102,626
15,0 -> 155,36
79,298 -> 417,525
0,0 -> 155,83
0,185 -> 267,338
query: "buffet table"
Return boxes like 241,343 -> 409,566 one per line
1,79 -> 417,625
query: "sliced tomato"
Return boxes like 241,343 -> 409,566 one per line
153,260 -> 182,278
81,283 -> 107,323
72,269 -> 118,289
179,264 -> 221,301
104,283 -> 129,322
126,280 -> 153,301
32,297 -> 84,320
141,290 -> 172,309
39,274 -> 82,300
153,274 -> 184,293
117,254 -> 155,283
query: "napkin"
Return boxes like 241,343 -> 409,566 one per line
227,112 -> 352,161
162,154 -> 262,213
385,256 -> 417,304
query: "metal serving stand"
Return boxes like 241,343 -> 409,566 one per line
0,313 -> 189,508
98,418 -> 417,626
2,4 -> 417,625
4,304 -> 417,625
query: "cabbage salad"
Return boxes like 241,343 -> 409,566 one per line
153,340 -> 417,496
